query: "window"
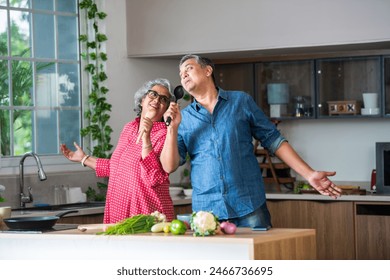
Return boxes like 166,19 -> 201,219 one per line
0,0 -> 81,159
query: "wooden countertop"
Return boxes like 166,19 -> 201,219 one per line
0,227 -> 316,260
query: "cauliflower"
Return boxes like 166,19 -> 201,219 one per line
191,211 -> 219,236
150,211 -> 166,223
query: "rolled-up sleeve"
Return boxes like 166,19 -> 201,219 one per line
268,135 -> 287,155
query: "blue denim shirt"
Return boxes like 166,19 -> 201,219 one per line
177,88 -> 286,220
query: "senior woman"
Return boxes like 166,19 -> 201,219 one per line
60,78 -> 175,223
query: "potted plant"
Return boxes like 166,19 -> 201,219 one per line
79,0 -> 113,159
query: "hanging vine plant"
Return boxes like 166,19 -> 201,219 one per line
79,0 -> 113,158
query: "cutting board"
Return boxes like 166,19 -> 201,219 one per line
77,223 -> 113,232
300,185 -> 366,195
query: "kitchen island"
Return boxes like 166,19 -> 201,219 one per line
0,226 -> 316,260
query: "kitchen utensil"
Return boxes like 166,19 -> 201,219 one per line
3,210 -> 78,231
165,85 -> 185,126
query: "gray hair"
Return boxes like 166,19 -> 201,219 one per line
179,54 -> 216,84
134,78 -> 173,116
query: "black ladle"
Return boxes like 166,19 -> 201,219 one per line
165,85 -> 185,126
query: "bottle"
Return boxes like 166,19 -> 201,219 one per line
370,169 -> 376,193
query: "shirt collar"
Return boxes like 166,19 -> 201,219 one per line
192,87 -> 227,111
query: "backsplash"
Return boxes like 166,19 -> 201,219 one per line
0,170 -> 104,209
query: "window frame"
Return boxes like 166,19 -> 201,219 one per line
0,0 -> 88,175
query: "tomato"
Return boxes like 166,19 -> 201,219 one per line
169,219 -> 187,235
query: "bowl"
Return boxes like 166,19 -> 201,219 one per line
177,213 -> 192,225
169,187 -> 183,197
183,188 -> 193,197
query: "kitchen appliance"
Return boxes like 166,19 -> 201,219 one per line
376,142 -> 390,194
3,210 -> 78,231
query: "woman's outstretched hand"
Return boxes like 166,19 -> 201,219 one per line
60,142 -> 86,163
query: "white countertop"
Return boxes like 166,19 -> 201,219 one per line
0,227 -> 316,260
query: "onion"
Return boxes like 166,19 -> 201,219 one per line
220,221 -> 237,235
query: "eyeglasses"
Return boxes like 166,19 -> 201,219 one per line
147,90 -> 171,106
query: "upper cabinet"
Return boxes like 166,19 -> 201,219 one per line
255,60 -> 314,119
214,52 -> 390,120
126,1 -> 390,58
385,57 -> 390,116
317,56 -> 382,118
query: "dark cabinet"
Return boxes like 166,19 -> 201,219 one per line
214,63 -> 255,98
316,56 -> 381,118
384,56 -> 390,117
214,53 -> 390,120
256,60 -> 314,118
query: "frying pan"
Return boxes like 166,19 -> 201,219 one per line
3,210 -> 78,231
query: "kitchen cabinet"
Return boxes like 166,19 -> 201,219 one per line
355,202 -> 390,259
59,213 -> 104,224
214,51 -> 390,120
255,60 -> 314,118
266,198 -> 390,260
385,56 -> 390,117
267,199 -> 355,260
214,63 -> 255,98
317,56 -> 381,118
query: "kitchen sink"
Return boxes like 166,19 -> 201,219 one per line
13,202 -> 105,212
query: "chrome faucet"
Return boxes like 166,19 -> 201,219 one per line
19,152 -> 47,208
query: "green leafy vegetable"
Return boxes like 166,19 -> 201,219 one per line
98,214 -> 156,235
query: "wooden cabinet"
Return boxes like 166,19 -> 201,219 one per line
255,60 -> 315,118
215,52 -> 390,120
385,56 -> 390,117
355,202 -> 390,259
174,204 -> 192,216
317,56 -> 382,118
58,214 -> 104,224
266,199 -> 355,260
267,199 -> 390,259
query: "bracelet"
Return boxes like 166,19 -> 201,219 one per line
81,155 -> 90,167
142,144 -> 152,150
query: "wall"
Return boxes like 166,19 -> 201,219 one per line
104,0 -> 184,184
278,119 -> 390,186
124,0 -> 390,186
126,0 -> 390,57
2,0 -> 389,203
